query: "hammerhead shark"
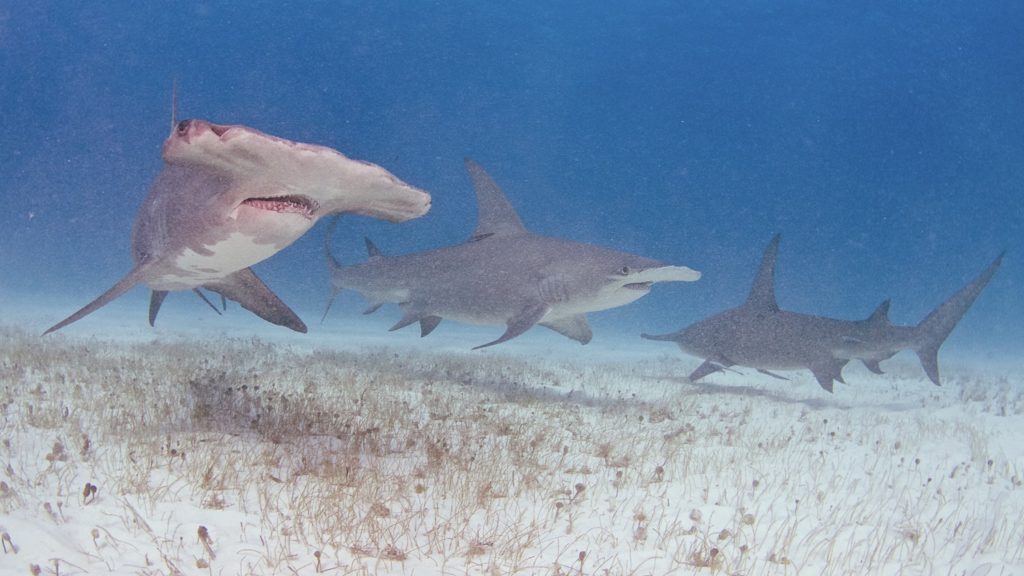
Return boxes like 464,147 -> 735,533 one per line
642,234 -> 1002,392
44,118 -> 431,335
324,158 -> 701,349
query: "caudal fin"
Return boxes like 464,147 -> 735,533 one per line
914,253 -> 1003,385
322,216 -> 345,323
43,264 -> 150,335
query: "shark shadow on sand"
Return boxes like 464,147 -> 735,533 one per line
643,372 -> 925,411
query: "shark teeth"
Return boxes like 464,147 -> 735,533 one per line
243,195 -> 319,218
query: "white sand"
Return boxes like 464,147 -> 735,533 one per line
1,296 -> 1023,575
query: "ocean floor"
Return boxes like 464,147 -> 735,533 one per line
1,299 -> 1023,575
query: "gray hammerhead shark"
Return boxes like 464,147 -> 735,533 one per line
642,234 -> 1002,392
324,158 -> 701,349
44,118 -> 431,335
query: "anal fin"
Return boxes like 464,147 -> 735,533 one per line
205,268 -> 306,333
388,307 -> 442,337
861,359 -> 885,375
809,358 -> 849,393
389,305 -> 424,332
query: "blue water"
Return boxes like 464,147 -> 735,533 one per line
0,2 -> 1020,358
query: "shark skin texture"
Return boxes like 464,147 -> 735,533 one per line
324,158 -> 702,349
44,119 -> 431,335
642,234 -> 1002,393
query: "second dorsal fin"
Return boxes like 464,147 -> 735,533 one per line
365,237 -> 383,259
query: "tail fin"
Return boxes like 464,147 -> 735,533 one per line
914,253 -> 1003,385
322,216 -> 344,323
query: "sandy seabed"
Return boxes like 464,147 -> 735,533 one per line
1,301 -> 1023,575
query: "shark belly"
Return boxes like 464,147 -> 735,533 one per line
149,232 -> 283,290
427,299 -> 516,326
545,290 -> 646,318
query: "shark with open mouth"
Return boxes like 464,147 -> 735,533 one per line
44,117 -> 431,335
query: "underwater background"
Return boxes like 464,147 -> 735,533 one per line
0,1 -> 1020,358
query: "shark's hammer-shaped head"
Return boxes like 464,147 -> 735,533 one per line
527,239 -> 700,318
590,253 -> 701,312
165,119 -> 431,239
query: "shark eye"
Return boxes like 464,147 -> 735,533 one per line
618,265 -> 631,275
176,120 -> 190,135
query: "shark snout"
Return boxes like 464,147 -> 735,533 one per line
173,119 -> 218,141
613,265 -> 702,285
348,183 -> 432,223
169,120 -> 254,148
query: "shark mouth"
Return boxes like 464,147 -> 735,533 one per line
624,281 -> 653,291
242,195 -> 319,219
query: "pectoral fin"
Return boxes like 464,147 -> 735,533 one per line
540,314 -> 592,344
473,303 -> 549,350
205,268 -> 306,333
419,315 -> 443,337
689,359 -> 726,382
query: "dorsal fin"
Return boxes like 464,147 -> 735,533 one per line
364,237 -> 383,259
744,233 -> 781,312
867,299 -> 891,324
464,158 -> 527,241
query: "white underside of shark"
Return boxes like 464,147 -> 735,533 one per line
45,117 -> 431,335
